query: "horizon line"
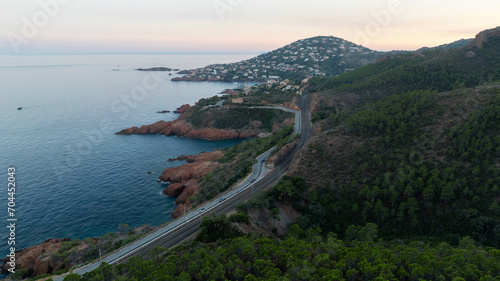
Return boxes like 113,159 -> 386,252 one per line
0,51 -> 266,56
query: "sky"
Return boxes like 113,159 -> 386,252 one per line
0,0 -> 499,55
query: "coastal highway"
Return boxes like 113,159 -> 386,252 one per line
54,94 -> 311,280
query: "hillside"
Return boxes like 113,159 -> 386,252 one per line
308,27 -> 500,104
172,36 -> 385,82
418,38 -> 474,52
64,224 -> 500,281
291,86 -> 500,246
286,27 -> 500,247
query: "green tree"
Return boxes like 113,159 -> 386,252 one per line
270,208 -> 281,227
196,214 -> 241,242
63,273 -> 81,281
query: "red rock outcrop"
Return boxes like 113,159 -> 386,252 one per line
1,238 -> 71,276
171,204 -> 184,218
159,161 -> 220,183
172,201 -> 193,219
169,155 -> 196,162
116,102 -> 263,140
171,182 -> 199,219
116,118 -> 258,140
173,104 -> 191,114
163,181 -> 187,197
468,26 -> 500,49
160,151 -> 225,218
168,151 -> 224,163
175,179 -> 200,205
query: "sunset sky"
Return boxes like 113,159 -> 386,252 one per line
1,0 -> 499,55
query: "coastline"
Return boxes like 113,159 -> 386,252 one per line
161,150 -> 225,218
0,53 -> 263,279
116,103 -> 262,140
171,75 -> 266,83
3,59 -> 294,278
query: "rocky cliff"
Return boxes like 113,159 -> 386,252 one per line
1,238 -> 72,276
161,151 -> 224,218
1,226 -> 155,278
266,139 -> 298,168
468,26 -> 500,49
116,104 -> 259,140
116,120 -> 257,140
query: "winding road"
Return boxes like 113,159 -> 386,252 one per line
54,94 -> 312,280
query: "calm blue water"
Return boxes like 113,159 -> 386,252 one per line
0,54 -> 256,256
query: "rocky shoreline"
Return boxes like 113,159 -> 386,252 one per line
0,226 -> 155,277
0,238 -> 71,276
117,103 -> 250,216
116,104 -> 259,140
161,150 -> 225,218
2,99 -> 278,278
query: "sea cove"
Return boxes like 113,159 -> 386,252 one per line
0,53 -> 257,257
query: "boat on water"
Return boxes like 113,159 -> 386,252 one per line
18,107 -> 22,110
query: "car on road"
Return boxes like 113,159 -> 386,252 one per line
250,179 -> 255,183
261,159 -> 265,163
219,197 -> 226,202
200,208 -> 206,213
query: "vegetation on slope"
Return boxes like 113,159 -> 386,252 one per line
226,84 -> 301,107
292,87 -> 500,246
308,35 -> 500,103
64,222 -> 500,281
192,126 -> 295,206
186,96 -> 294,132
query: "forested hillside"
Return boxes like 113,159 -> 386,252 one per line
288,28 -> 500,247
63,224 -> 500,281
292,86 -> 500,246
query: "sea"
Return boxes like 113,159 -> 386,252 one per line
0,53 -> 257,258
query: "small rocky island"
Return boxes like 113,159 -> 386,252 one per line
135,67 -> 179,71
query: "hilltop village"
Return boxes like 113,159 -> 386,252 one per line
172,36 -> 383,82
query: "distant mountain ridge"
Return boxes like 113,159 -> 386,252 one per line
172,36 -> 385,82
418,38 -> 474,52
